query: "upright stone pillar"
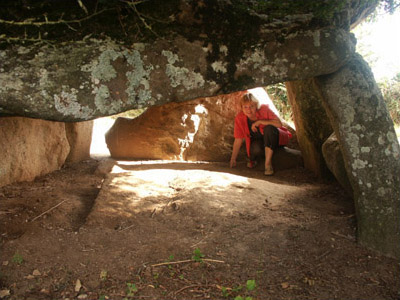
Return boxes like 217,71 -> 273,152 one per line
316,54 -> 400,258
285,79 -> 333,178
65,121 -> 94,163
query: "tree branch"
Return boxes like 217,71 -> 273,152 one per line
0,8 -> 113,27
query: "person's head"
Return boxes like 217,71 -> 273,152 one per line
240,93 -> 259,118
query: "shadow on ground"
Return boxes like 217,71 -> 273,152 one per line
0,159 -> 398,300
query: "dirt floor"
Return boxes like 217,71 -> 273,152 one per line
0,158 -> 399,300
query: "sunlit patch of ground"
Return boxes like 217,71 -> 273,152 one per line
87,161 -> 294,229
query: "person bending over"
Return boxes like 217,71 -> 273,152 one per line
230,92 -> 292,175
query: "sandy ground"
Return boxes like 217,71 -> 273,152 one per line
0,119 -> 399,300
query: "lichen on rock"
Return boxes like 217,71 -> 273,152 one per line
316,53 -> 400,258
90,49 -> 123,82
54,86 -> 93,119
125,49 -> 153,106
162,50 -> 205,89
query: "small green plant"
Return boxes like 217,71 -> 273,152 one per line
223,280 -> 256,300
126,282 -> 138,297
246,280 -> 256,291
12,252 -> 24,264
167,254 -> 174,270
221,286 -> 229,298
192,248 -> 205,262
232,285 -> 243,293
100,270 -> 108,281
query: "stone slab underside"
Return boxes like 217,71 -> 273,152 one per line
0,27 -> 354,122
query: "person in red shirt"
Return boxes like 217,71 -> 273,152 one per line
230,92 -> 292,175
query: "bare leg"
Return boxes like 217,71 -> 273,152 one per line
264,146 -> 274,175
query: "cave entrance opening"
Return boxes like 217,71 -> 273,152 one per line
89,85 -> 293,161
90,108 -> 147,159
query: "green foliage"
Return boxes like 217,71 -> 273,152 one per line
12,252 -> 23,264
266,84 -> 293,122
126,282 -> 138,297
378,73 -> 400,125
380,0 -> 400,14
221,286 -> 229,297
221,279 -> 256,299
192,248 -> 205,262
267,72 -> 400,128
359,0 -> 400,22
246,279 -> 256,291
232,285 -> 243,292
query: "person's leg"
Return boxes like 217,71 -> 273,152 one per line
248,138 -> 264,168
264,147 -> 274,174
263,125 -> 280,175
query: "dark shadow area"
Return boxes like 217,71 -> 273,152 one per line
71,187 -> 101,231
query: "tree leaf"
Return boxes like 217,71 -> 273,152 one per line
246,279 -> 256,291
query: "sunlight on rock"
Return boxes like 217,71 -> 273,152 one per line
178,104 -> 208,160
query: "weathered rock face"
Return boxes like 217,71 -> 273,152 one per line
0,117 -> 94,187
0,28 -> 355,121
316,54 -> 400,258
105,92 -> 245,161
0,0 -> 368,121
285,78 -> 333,178
0,117 -> 70,187
322,133 -> 353,195
65,121 -> 94,163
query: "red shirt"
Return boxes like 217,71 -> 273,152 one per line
234,104 -> 292,157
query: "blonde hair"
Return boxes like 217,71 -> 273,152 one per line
240,92 -> 260,109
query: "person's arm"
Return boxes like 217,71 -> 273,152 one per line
251,117 -> 282,132
230,138 -> 244,168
